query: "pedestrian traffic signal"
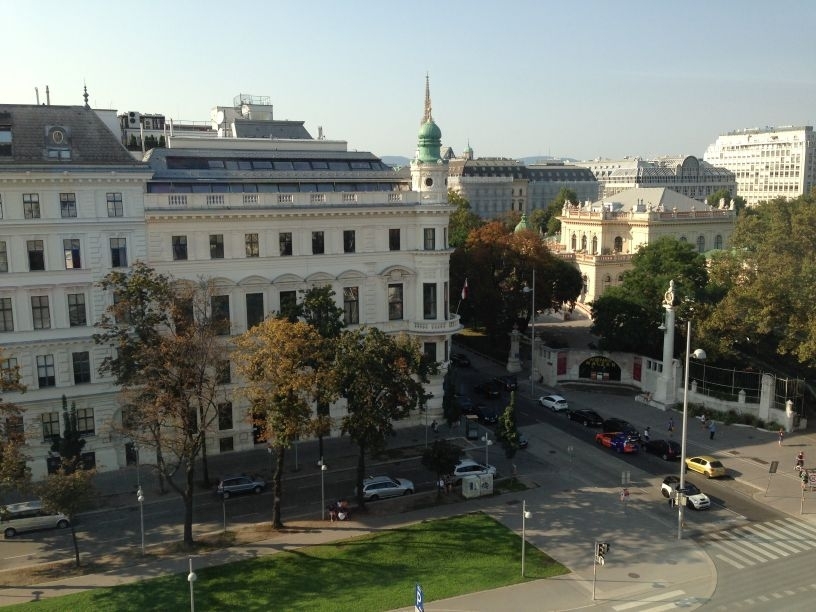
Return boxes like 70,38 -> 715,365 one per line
596,542 -> 610,560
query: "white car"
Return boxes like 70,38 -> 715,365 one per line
538,394 -> 569,412
359,476 -> 415,501
661,476 -> 710,510
452,459 -> 496,482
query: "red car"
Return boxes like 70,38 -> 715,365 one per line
595,432 -> 639,453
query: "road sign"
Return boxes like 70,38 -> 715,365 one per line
769,461 -> 779,474
415,583 -> 424,612
809,472 -> 816,486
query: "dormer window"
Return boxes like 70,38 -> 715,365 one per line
0,126 -> 11,156
45,125 -> 71,160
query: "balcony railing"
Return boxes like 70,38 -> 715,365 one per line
409,315 -> 462,334
145,191 -> 423,211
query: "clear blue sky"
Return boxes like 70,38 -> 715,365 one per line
5,1 -> 815,161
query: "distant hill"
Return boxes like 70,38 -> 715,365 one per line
381,155 -> 411,168
380,154 -> 578,168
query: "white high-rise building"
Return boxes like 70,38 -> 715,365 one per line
703,126 -> 816,206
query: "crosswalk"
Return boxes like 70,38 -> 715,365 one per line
696,517 -> 816,570
610,589 -> 697,612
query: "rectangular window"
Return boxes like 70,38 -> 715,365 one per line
1,358 -> 18,384
279,232 -> 292,256
444,281 -> 449,319
215,360 -> 231,385
0,127 -> 10,157
218,402 -> 233,430
210,295 -> 231,335
112,291 -> 130,325
60,193 -> 77,218
423,283 -> 437,319
42,412 -> 60,443
423,342 -> 437,362
67,293 -> 87,327
0,241 -> 7,272
76,407 -> 95,436
279,290 -> 296,316
72,351 -> 91,384
172,235 -> 188,261
388,284 -> 403,320
63,238 -> 81,269
245,233 -> 259,258
343,230 -> 356,253
312,231 -> 325,255
0,297 -> 13,332
219,437 -> 234,453
210,234 -> 224,259
106,192 -> 123,217
36,354 -> 56,388
246,292 -> 264,329
443,227 -> 448,249
23,194 -> 40,219
389,228 -> 400,251
0,195 -> 2,219
110,237 -> 128,268
343,286 -> 359,325
27,240 -> 45,271
31,295 -> 51,329
424,228 -> 436,250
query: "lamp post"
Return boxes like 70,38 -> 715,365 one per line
319,458 -> 328,520
137,485 -> 145,555
187,557 -> 197,612
521,500 -> 532,576
523,269 -> 536,396
677,320 -> 706,540
481,434 -> 493,466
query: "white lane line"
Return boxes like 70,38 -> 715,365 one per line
715,553 -> 746,569
611,589 -> 686,611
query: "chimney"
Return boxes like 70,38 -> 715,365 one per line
46,85 -> 50,105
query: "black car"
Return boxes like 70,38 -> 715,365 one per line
475,405 -> 500,425
474,381 -> 501,399
450,353 -> 471,367
644,439 -> 681,461
602,418 -> 640,441
493,375 -> 518,391
567,409 -> 604,427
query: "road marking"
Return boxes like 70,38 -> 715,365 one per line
749,523 -> 803,554
714,553 -> 745,569
705,532 -> 767,563
611,589 -> 685,610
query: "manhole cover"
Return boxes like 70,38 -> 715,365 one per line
628,572 -> 640,579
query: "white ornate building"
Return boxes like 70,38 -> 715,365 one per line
703,125 -> 816,206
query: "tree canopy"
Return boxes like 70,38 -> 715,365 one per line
0,349 -> 28,491
447,190 -> 483,249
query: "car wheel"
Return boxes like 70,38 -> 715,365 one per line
662,453 -> 669,461
404,489 -> 413,496
661,489 -> 669,498
222,491 -> 231,499
57,519 -> 70,529
687,500 -> 695,510
370,495 -> 379,501
4,527 -> 16,538
706,472 -> 712,479
253,486 -> 262,494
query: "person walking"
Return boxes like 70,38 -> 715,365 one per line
708,420 -> 717,440
667,417 -> 674,436
778,428 -> 785,446
643,426 -> 651,442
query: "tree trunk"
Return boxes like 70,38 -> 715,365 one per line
355,442 -> 367,509
183,459 -> 195,547
156,445 -> 167,495
271,446 -> 285,528
70,524 -> 81,567
200,429 -> 210,487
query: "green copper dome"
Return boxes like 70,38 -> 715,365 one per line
417,119 -> 442,163
514,213 -> 532,233
419,118 -> 442,140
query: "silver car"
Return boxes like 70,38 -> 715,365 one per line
1,501 -> 70,538
216,474 -> 266,499
360,476 -> 415,501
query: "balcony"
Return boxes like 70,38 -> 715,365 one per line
409,315 -> 462,335
146,190 -> 422,211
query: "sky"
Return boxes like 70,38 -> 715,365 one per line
5,1 -> 815,161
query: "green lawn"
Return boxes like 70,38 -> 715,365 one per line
5,512 -> 568,612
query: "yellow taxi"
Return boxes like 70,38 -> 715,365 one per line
685,455 -> 726,478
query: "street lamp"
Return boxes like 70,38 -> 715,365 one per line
136,485 -> 145,555
481,434 -> 493,466
319,458 -> 328,520
187,556 -> 197,612
521,500 -> 532,576
677,320 -> 706,540
523,269 -> 536,395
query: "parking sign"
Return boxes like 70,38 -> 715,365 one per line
415,583 -> 424,612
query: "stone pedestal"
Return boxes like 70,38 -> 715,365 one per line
507,326 -> 522,373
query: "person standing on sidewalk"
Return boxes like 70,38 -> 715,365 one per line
643,426 -> 651,442
708,420 -> 717,440
779,428 -> 785,446
667,417 -> 674,436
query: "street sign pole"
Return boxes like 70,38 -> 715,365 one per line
766,460 -> 779,497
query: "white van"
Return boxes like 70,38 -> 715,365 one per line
0,500 -> 70,538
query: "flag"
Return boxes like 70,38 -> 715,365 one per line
461,278 -> 469,300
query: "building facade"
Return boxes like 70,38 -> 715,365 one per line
555,187 -> 736,303
703,126 -> 816,206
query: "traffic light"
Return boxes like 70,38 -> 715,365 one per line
595,542 -> 610,563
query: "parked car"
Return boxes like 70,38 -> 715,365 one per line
661,476 -> 711,510
450,353 -> 471,367
452,459 -> 496,482
602,418 -> 640,441
475,405 -> 500,425
685,455 -> 727,478
1,501 -> 70,538
644,439 -> 681,461
595,432 -> 639,453
538,394 -> 569,412
454,395 -> 476,415
518,434 -> 529,449
216,474 -> 266,499
493,375 -> 518,391
358,476 -> 415,501
567,409 -> 604,427
474,381 -> 501,399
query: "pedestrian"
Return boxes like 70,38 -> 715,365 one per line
431,420 -> 439,434
445,475 -> 453,494
708,420 -> 717,440
643,426 -> 651,442
778,428 -> 785,446
667,417 -> 674,436
437,476 -> 445,494
700,413 -> 707,428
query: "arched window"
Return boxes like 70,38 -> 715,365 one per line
714,234 -> 723,249
696,235 -> 705,252
603,274 -> 611,291
581,235 -> 588,251
591,236 -> 598,254
617,274 -> 624,283
571,233 -> 577,250
614,236 -> 623,252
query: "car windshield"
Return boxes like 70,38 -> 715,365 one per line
685,484 -> 701,495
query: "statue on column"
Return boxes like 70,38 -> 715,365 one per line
663,279 -> 675,307
506,324 -> 522,373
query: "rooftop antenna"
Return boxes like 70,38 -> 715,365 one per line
35,87 -> 40,105
46,85 -> 50,106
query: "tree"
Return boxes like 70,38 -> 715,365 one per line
50,395 -> 86,469
590,236 -> 708,356
232,318 -> 332,528
36,466 -> 95,567
441,369 -> 461,426
705,188 -> 746,214
531,187 -> 577,236
334,328 -> 432,508
421,439 -> 462,495
94,263 -> 226,548
447,190 -> 483,248
294,285 -> 345,461
495,392 -> 521,459
0,350 -> 28,491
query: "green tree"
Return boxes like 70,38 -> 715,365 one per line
442,369 -> 461,426
496,392 -> 521,459
535,187 -> 577,236
232,318 -> 332,528
50,395 -> 86,469
127,134 -> 138,150
705,188 -> 746,214
421,439 -> 463,495
334,328 -> 432,507
0,350 -> 28,491
447,189 -> 483,248
36,466 -> 95,567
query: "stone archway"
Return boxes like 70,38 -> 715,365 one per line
579,355 -> 622,382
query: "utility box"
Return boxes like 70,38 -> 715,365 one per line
462,474 -> 494,498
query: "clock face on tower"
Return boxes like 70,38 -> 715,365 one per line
424,177 -> 434,187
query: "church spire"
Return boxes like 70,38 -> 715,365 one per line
83,83 -> 89,109
422,72 -> 432,124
